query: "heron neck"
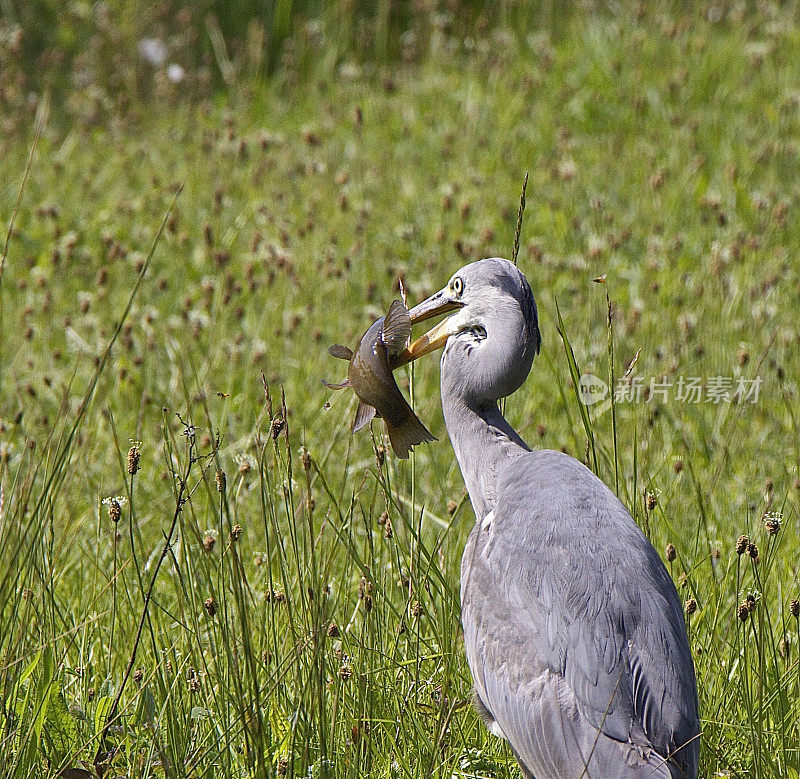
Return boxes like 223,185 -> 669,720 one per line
442,391 -> 530,520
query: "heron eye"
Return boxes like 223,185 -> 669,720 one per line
452,277 -> 464,296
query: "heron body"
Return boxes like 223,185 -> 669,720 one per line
404,259 -> 700,778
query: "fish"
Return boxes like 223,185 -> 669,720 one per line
325,299 -> 436,459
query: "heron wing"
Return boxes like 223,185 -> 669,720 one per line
461,449 -> 699,778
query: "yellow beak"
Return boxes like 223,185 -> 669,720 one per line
395,289 -> 464,367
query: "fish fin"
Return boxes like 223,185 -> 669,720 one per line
385,410 -> 436,459
352,401 -> 377,433
381,300 -> 411,355
329,344 -> 353,360
322,379 -> 350,390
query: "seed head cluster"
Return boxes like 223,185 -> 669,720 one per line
103,496 -> 126,524
187,668 -> 201,694
763,512 -> 781,536
735,534 -> 749,555
127,442 -> 141,475
358,576 -> 374,612
338,662 -> 353,680
215,469 -> 226,492
269,415 -> 285,440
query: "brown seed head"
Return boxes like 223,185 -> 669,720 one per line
301,449 -> 312,472
375,444 -> 386,466
779,637 -> 790,659
204,597 -> 217,617
269,415 -> 285,440
447,500 -> 458,516
377,511 -> 388,525
127,444 -> 141,475
106,498 -> 122,524
203,534 -> 216,552
133,668 -> 144,685
735,534 -> 749,555
737,602 -> 750,621
384,519 -> 393,539
230,524 -> 242,543
764,513 -> 781,536
665,543 -> 676,562
215,469 -> 226,492
267,589 -> 286,604
339,663 -> 353,680
277,757 -> 288,776
684,598 -> 697,616
327,621 -> 340,638
746,541 -> 759,561
790,599 -> 799,618
673,459 -> 683,474
645,491 -> 657,511
412,601 -> 423,617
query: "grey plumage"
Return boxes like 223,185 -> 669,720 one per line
404,258 -> 700,778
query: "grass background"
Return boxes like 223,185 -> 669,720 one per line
1,2 -> 799,776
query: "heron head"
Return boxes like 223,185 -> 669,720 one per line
401,258 -> 540,404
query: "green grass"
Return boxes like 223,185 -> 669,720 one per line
1,4 -> 800,777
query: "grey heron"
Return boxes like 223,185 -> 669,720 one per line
401,258 -> 700,778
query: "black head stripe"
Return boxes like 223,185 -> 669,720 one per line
519,273 -> 541,353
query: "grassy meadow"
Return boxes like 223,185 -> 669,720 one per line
1,4 -> 800,776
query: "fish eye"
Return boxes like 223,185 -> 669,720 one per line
452,276 -> 464,296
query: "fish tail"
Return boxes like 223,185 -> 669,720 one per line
385,410 -> 436,459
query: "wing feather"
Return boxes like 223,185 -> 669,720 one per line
461,449 -> 699,778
